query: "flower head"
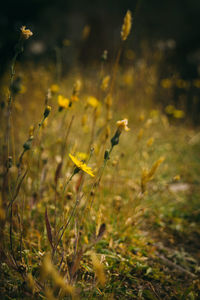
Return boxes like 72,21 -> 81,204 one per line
87,96 -> 100,108
111,119 -> 130,147
58,95 -> 69,109
76,152 -> 89,161
50,84 -> 59,94
21,26 -> 33,39
116,118 -> 130,132
69,153 -> 94,177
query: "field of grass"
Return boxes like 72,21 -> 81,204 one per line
0,12 -> 200,300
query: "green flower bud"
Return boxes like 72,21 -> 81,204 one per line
110,129 -> 121,147
104,150 -> 110,160
44,105 -> 52,118
23,136 -> 33,151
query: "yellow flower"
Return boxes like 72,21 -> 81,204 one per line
173,109 -> 185,119
76,152 -> 88,161
87,96 -> 100,108
121,10 -> 132,41
161,79 -> 172,89
116,118 -> 130,132
20,26 -> 33,39
165,105 -> 175,115
50,84 -> 59,94
69,153 -> 95,177
58,95 -> 69,109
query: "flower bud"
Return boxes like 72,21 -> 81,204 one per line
44,105 -> 52,119
104,150 -> 110,160
23,136 -> 33,151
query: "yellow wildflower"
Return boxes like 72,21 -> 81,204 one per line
50,84 -> 59,94
87,96 -> 100,108
58,95 -> 69,109
116,118 -> 130,132
76,152 -> 88,161
173,109 -> 185,119
161,79 -> 172,89
165,105 -> 175,115
69,153 -> 95,177
121,10 -> 132,41
20,26 -> 33,39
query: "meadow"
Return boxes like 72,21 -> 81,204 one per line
0,11 -> 200,299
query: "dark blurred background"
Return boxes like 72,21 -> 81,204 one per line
1,0 -> 200,121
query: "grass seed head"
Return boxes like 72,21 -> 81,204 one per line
91,252 -> 106,286
121,10 -> 132,41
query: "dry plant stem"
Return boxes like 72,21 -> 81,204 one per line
11,115 -> 16,165
9,203 -> 18,268
2,39 -> 23,215
54,115 -> 74,243
55,46 -> 62,83
5,40 -> 23,158
90,145 -> 113,208
53,174 -> 84,258
61,115 -> 75,159
16,205 -> 23,262
80,146 -> 113,228
8,169 -> 27,268
62,172 -> 74,195
88,108 -> 97,152
109,41 -> 123,95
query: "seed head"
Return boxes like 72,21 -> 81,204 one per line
121,10 -> 132,41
